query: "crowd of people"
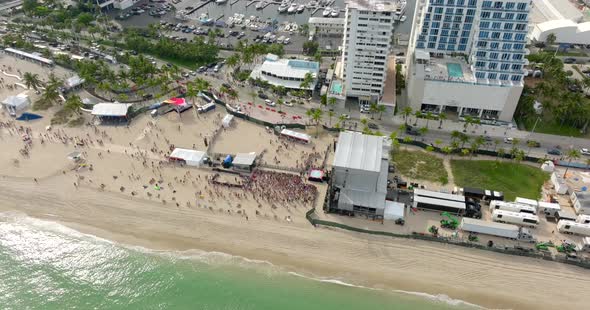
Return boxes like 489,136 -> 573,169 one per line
245,169 -> 318,207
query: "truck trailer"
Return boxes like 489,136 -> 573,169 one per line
460,218 -> 536,242
558,220 -> 590,236
492,210 -> 539,228
489,200 -> 537,215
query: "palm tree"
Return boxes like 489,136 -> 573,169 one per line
307,108 -> 323,137
434,139 -> 442,150
64,94 -> 83,114
42,84 -> 60,107
338,114 -> 347,128
185,82 -> 198,104
328,96 -> 337,110
425,111 -> 433,128
563,149 -> 581,178
377,104 -> 387,120
442,146 -> 453,159
299,72 -> 314,92
514,150 -> 525,163
493,139 -> 500,152
451,130 -> 461,142
277,97 -> 284,112
23,72 -> 41,91
497,148 -> 506,161
327,110 -> 334,126
459,133 -> 469,148
419,126 -> 428,136
401,106 -> 412,125
194,77 -> 211,93
413,111 -> 422,126
463,115 -> 473,132
369,103 -> 378,119
438,112 -> 447,129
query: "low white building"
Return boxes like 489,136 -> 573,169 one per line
530,0 -> 584,24
249,54 -> 319,91
2,94 -> 30,116
308,17 -> 345,37
531,20 -> 590,45
330,132 -> 390,218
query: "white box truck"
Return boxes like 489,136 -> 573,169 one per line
460,218 -> 536,242
492,210 -> 539,228
489,200 -> 537,215
576,214 -> 590,224
558,220 -> 590,236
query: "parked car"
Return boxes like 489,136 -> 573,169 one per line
564,58 -> 576,64
504,137 -> 514,144
258,93 -> 269,99
341,114 -> 350,119
264,99 -> 276,106
367,123 -> 379,130
526,140 -> 541,147
581,148 -> 590,155
547,149 -> 562,155
405,125 -> 421,136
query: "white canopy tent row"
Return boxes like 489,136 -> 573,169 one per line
169,148 -> 207,167
280,129 -> 310,144
91,103 -> 132,124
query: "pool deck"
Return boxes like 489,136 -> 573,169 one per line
423,56 -> 476,83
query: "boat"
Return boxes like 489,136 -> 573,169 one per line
215,0 -> 227,4
285,23 -> 291,31
400,15 -> 407,22
322,6 -> 331,17
330,7 -> 339,17
287,3 -> 298,13
278,3 -> 289,12
290,23 -> 298,32
395,0 -> 406,20
307,1 -> 317,8
256,1 -> 266,9
297,4 -> 305,12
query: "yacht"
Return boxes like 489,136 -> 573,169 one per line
307,1 -> 317,8
278,2 -> 289,13
297,4 -> 305,13
255,1 -> 266,9
215,0 -> 227,4
395,0 -> 406,20
322,6 -> 331,17
330,7 -> 339,17
287,3 -> 298,13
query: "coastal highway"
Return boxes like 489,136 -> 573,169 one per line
0,0 -> 22,11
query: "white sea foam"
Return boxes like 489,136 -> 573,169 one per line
0,212 -> 484,309
392,289 -> 486,309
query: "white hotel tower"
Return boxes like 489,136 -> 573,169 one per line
339,0 -> 396,104
406,0 -> 531,122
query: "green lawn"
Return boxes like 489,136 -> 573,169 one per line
451,160 -> 549,201
519,117 -> 585,137
392,150 -> 448,184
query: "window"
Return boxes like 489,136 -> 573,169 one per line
492,22 -> 501,29
503,23 -> 513,30
488,62 -> 497,69
500,63 -> 509,70
458,44 -> 467,51
516,13 -> 527,21
506,2 -> 515,9
476,72 -> 486,79
501,53 -> 510,60
503,33 -> 513,40
515,33 -> 526,41
482,1 -> 492,8
502,43 -> 512,50
438,43 -> 446,49
499,74 -> 509,80
481,12 -> 490,18
489,52 -> 498,59
488,73 -> 497,79
476,51 -> 487,57
490,42 -> 499,49
512,54 -> 523,60
517,3 -> 527,10
523,218 -> 537,224
515,24 -> 526,31
476,61 -> 485,67
511,64 -> 521,70
497,214 -> 503,218
428,42 -> 436,48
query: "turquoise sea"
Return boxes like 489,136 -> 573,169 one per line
0,212 -> 479,310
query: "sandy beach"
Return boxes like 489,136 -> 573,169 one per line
1,53 -> 589,310
0,175 -> 589,310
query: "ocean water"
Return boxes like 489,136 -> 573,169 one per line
0,212 -> 479,310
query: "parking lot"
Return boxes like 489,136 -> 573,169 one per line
111,0 -> 345,54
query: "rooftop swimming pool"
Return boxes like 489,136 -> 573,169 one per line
446,63 -> 464,78
330,80 -> 343,95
